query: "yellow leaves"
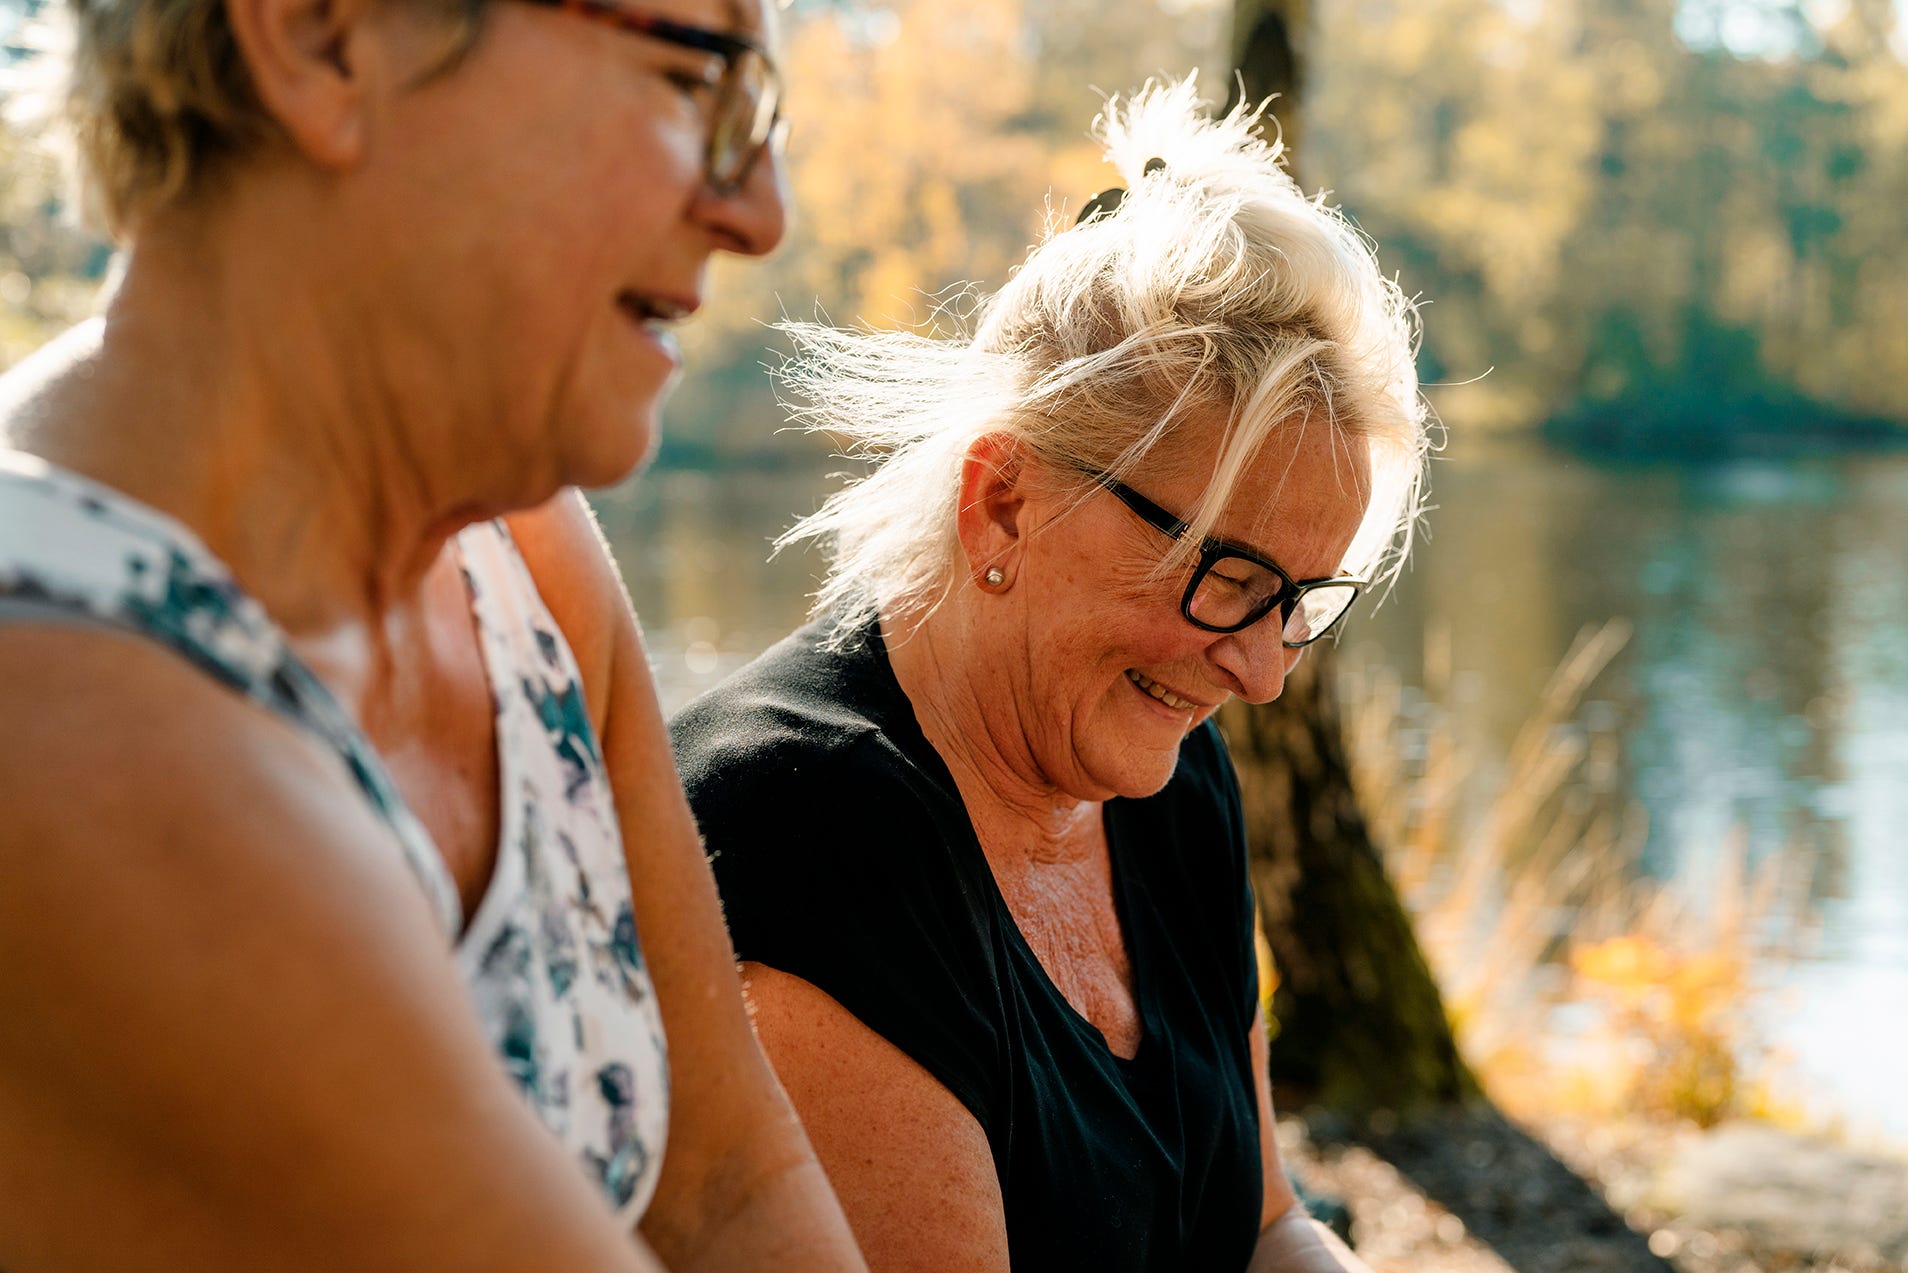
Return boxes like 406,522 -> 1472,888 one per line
692,0 -> 1232,365
1591,39 -> 1670,119
1254,908 -> 1280,1026
1046,145 -> 1126,225
695,0 -> 1056,351
1544,856 -> 1798,1128
858,250 -> 933,330
1574,936 -> 1749,1064
1348,621 -> 1809,1132
1572,934 -> 1674,996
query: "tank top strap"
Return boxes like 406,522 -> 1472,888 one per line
0,450 -> 463,936
451,516 -> 671,1221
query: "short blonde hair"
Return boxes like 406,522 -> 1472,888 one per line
53,0 -> 476,237
777,75 -> 1433,636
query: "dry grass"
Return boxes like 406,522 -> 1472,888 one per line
1342,621 -> 1812,1128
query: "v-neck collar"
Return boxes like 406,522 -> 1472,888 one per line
858,616 -> 1160,1072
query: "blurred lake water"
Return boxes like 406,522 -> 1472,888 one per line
593,442 -> 1908,1141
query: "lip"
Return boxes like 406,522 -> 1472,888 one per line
617,291 -> 701,369
1125,668 -> 1218,715
617,290 -> 702,323
629,290 -> 702,320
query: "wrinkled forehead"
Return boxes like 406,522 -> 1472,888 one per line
1230,423 -> 1372,547
723,0 -> 779,42
1150,412 -> 1374,531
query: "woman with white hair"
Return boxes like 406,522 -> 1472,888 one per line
671,79 -> 1429,1271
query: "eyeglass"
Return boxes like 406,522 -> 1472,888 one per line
518,0 -> 785,195
1089,472 -> 1367,647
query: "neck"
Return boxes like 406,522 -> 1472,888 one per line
2,199 -> 484,640
884,596 -> 1102,866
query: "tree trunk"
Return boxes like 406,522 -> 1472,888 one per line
1229,0 -> 1308,164
1220,661 -> 1477,1115
1226,0 -> 1477,1117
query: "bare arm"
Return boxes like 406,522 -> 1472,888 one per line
741,963 -> 1011,1273
0,629 -> 661,1272
508,493 -> 865,1273
1247,1004 -> 1377,1273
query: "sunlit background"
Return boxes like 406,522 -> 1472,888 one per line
5,0 -> 1906,1143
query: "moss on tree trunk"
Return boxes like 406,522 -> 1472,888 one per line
1220,655 -> 1478,1116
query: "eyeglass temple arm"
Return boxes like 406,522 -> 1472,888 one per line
1088,471 -> 1192,540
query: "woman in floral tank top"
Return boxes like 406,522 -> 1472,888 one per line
0,0 -> 861,1269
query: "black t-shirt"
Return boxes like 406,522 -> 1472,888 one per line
671,618 -> 1263,1271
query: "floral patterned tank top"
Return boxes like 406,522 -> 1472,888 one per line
0,452 -> 669,1222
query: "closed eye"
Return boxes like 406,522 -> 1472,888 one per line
661,53 -> 726,98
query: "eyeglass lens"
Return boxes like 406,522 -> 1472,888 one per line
1282,581 -> 1359,644
1187,555 -> 1357,644
708,51 -> 777,188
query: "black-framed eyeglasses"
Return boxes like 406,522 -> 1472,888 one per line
1089,472 -> 1367,647
518,0 -> 785,195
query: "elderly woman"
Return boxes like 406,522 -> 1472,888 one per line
670,80 -> 1428,1271
0,0 -> 864,1270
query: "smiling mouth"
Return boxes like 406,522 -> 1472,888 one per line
617,292 -> 695,329
1126,669 -> 1199,712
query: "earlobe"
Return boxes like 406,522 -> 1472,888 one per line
224,0 -> 373,169
955,433 -> 1030,592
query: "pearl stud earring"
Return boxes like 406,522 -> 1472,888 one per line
985,567 -> 1005,587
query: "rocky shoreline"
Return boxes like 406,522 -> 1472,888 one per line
1280,1107 -> 1908,1272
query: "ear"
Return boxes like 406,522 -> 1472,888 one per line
224,0 -> 379,169
955,432 -> 1032,589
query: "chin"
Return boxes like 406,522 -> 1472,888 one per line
565,407 -> 661,491
1090,746 -> 1186,801
1124,764 -> 1182,800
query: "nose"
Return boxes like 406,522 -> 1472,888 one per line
693,133 -> 790,258
1210,619 -> 1305,705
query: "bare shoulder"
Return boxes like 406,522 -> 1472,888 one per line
742,962 -> 1010,1273
0,623 -> 414,900
0,319 -> 105,438
503,489 -> 637,707
500,502 -> 858,1268
502,490 -> 671,780
0,626 -> 652,1270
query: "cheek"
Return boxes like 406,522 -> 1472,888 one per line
514,93 -> 704,269
1033,523 -> 1192,663
1095,565 -> 1189,642
595,79 -> 710,204
1043,591 -> 1191,685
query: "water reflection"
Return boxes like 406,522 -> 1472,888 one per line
592,468 -> 831,703
593,445 -> 1908,1136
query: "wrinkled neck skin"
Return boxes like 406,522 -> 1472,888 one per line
0,177 -> 521,656
883,589 -> 1105,870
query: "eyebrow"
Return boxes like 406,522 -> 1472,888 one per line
1188,516 -> 1285,574
1103,473 -> 1363,585
1107,476 -> 1276,567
